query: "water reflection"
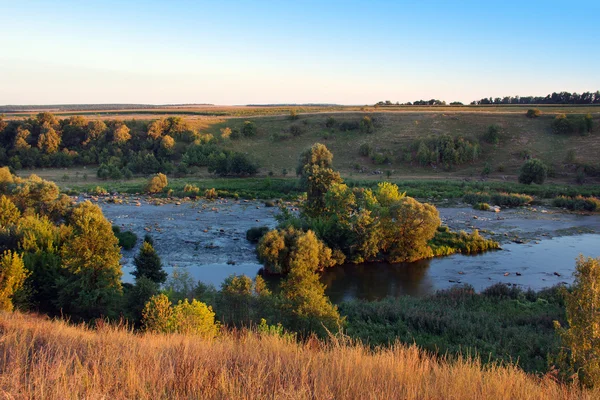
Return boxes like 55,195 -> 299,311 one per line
322,260 -> 435,302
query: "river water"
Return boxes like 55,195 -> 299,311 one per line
97,197 -> 600,301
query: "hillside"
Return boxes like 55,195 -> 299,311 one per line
0,312 -> 595,400
207,111 -> 600,181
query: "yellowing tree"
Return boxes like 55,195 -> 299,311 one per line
0,195 -> 20,227
555,256 -> 600,387
172,299 -> 218,337
146,173 -> 168,193
37,122 -> 61,154
0,251 -> 29,311
112,123 -> 131,144
142,293 -> 175,333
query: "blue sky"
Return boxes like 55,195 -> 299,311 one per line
1,0 -> 599,105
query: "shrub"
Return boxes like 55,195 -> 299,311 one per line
246,226 -> 270,243
526,109 -> 541,118
289,124 -> 304,137
220,127 -> 232,140
339,121 -> 360,131
204,188 -> 218,200
358,143 -> 372,157
483,125 -> 500,144
242,121 -> 257,137
146,173 -> 168,193
91,186 -> 108,195
325,116 -> 336,128
183,184 -> 201,196
519,159 -> 548,184
552,196 -> 600,212
112,226 -> 138,250
289,109 -> 299,120
474,202 -> 490,211
360,116 -> 374,133
554,256 -> 600,387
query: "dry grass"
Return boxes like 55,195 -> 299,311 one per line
0,312 -> 595,399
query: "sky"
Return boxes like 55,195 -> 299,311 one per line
1,0 -> 599,105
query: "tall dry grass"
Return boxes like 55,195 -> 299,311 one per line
0,312 -> 595,400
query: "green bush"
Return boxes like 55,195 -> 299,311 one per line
246,226 -> 270,243
519,159 -> 548,184
552,195 -> 600,212
112,226 -> 138,250
483,125 -> 500,144
242,121 -> 257,137
474,202 -> 490,211
526,108 -> 541,118
359,143 -> 372,157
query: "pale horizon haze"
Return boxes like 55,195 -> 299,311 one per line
1,0 -> 599,105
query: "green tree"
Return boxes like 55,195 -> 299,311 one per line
555,256 -> 600,387
297,143 -> 343,217
57,201 -> 123,320
242,121 -> 257,137
380,197 -> 440,263
0,250 -> 29,311
133,241 -> 167,284
518,158 -> 548,184
125,276 -> 159,325
142,293 -> 174,333
279,231 -> 344,337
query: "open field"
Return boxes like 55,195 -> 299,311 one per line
0,311 -> 595,400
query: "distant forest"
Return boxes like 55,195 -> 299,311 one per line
376,90 -> 600,107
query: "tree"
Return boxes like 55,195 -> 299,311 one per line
555,256 -> 600,387
37,123 -> 61,154
526,109 -> 541,118
257,228 -> 336,275
147,118 -> 167,139
297,143 -> 343,217
133,241 -> 167,284
112,123 -> 131,144
518,158 -> 548,184
85,120 -> 107,146
279,231 -> 344,337
0,195 -> 20,227
142,293 -> 174,333
146,173 -> 168,193
14,126 -> 31,150
173,299 -> 219,337
483,124 -> 501,144
380,197 -> 440,263
57,201 -> 122,320
360,116 -> 374,133
0,251 -> 29,311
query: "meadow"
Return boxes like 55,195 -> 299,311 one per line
0,311 -> 596,400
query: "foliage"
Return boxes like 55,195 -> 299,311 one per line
133,241 -> 167,284
56,201 -> 123,320
430,228 -> 500,256
474,202 -> 490,211
554,256 -> 600,387
146,173 -> 168,193
411,134 -> 480,167
526,108 -> 541,118
112,226 -> 137,250
242,121 -> 257,137
519,158 -> 548,184
463,191 -> 533,207
246,226 -> 270,243
257,228 -> 336,275
279,231 -> 344,337
483,124 -> 500,144
341,284 -> 565,374
0,251 -> 29,311
552,196 -> 600,212
360,116 -> 374,133
142,293 -> 218,337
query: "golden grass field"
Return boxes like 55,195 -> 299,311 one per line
0,311 -> 596,400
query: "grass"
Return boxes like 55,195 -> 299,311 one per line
1,311 -> 595,399
341,285 -> 566,374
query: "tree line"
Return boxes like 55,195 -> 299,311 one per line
0,113 -> 259,177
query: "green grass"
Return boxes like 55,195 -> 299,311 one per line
340,284 -> 566,374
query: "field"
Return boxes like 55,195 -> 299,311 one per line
0,311 -> 595,400
8,105 -> 600,185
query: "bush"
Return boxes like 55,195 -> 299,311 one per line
242,121 -> 257,137
552,195 -> 600,212
112,226 -> 138,250
474,202 -> 490,211
183,184 -> 201,196
359,143 -> 372,157
360,116 -> 374,133
463,192 -> 532,207
204,188 -> 218,199
339,121 -> 360,131
289,109 -> 299,120
289,124 -> 304,137
146,173 -> 168,193
483,125 -> 500,144
519,159 -> 548,184
246,226 -> 270,243
325,116 -> 336,128
526,109 -> 541,118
